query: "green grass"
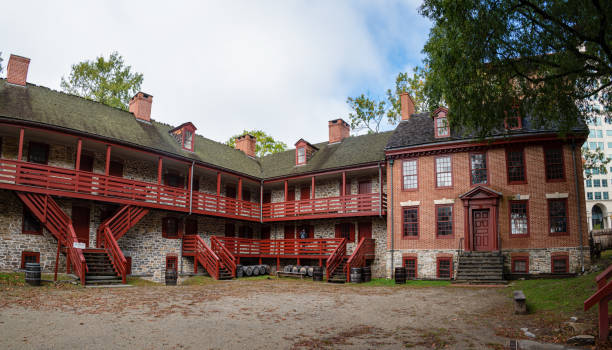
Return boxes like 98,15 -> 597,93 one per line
0,272 -> 78,288
358,278 -> 451,287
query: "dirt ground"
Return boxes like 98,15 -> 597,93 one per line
0,278 -> 528,349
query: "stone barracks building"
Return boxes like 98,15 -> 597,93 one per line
0,54 -> 590,285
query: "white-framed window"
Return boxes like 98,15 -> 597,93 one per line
402,159 -> 418,190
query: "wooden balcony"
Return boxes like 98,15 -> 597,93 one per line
214,236 -> 345,260
0,158 -> 260,221
261,192 -> 386,222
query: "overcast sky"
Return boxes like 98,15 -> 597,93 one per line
1,0 -> 430,147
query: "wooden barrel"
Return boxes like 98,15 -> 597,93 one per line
312,266 -> 323,281
299,266 -> 308,275
236,265 -> 244,278
253,265 -> 260,276
264,265 -> 271,275
291,266 -> 300,274
165,269 -> 177,286
284,265 -> 293,273
25,263 -> 41,286
350,267 -> 362,283
395,267 -> 406,284
362,266 -> 372,282
307,267 -> 314,277
245,265 -> 253,276
259,265 -> 268,275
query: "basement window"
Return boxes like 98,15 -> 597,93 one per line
511,256 -> 529,273
21,251 -> 40,269
551,255 -> 569,274
166,255 -> 178,271
404,257 -> 417,279
437,257 -> 452,279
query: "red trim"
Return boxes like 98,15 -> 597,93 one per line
402,206 -> 419,239
551,254 -> 569,274
544,145 -> 566,182
21,251 -> 40,269
511,256 -> 529,273
547,198 -> 569,236
402,159 -> 418,191
165,255 -> 178,271
505,146 -> 527,184
508,200 -> 530,238
435,204 -> 454,239
436,256 -> 453,279
434,155 -> 453,188
403,256 -> 418,279
469,151 -> 488,186
296,147 -> 306,165
162,217 -> 182,239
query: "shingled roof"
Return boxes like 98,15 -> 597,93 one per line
386,112 -> 589,150
0,79 -> 390,179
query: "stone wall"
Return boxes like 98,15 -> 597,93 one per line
386,249 -> 458,279
502,247 -> 590,275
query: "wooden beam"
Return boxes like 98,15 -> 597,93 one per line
342,172 -> 346,196
105,145 -> 111,176
157,157 -> 163,184
17,128 -> 24,161
216,172 -> 221,196
75,139 -> 82,170
311,176 -> 315,199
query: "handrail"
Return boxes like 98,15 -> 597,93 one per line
326,238 -> 347,280
213,237 -> 344,257
184,235 -> 221,280
101,227 -> 127,283
584,263 -> 612,341
346,238 -> 375,282
210,236 -> 237,277
65,224 -> 88,285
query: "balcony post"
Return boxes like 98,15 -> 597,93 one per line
378,162 -> 382,217
260,181 -> 263,223
342,171 -> 346,212
105,145 -> 111,176
188,162 -> 194,214
238,178 -> 242,200
17,128 -> 24,161
284,180 -> 288,201
311,176 -> 315,199
75,139 -> 82,170
157,157 -> 163,184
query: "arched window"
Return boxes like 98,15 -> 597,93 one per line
592,205 -> 604,230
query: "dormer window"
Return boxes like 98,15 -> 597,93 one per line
297,147 -> 306,164
169,122 -> 197,151
434,109 -> 449,138
504,106 -> 522,130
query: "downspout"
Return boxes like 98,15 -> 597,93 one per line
260,180 -> 264,224
189,161 -> 195,215
571,139 -> 585,272
378,161 -> 382,218
389,158 -> 394,279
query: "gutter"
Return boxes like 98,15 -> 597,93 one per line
571,139 -> 585,272
389,159 -> 394,279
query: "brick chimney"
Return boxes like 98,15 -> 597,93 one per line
328,118 -> 350,144
129,92 -> 153,122
400,92 -> 416,120
235,134 -> 256,157
6,54 -> 30,86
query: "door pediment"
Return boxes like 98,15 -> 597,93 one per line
459,186 -> 502,201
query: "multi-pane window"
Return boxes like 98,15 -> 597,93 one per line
595,192 -> 602,200
21,251 -> 40,269
435,156 -> 452,187
404,257 -> 417,279
598,130 -> 604,137
595,179 -> 601,187
605,192 -> 609,200
544,146 -> 564,181
599,142 -> 605,149
512,257 -> 529,273
594,168 -> 601,175
436,205 -> 453,237
548,199 -> 568,235
402,159 -> 418,190
297,147 -> 306,164
603,180 -> 608,187
28,142 -> 49,165
552,256 -> 569,274
608,142 -> 612,148
437,258 -> 452,279
586,179 -> 592,187
507,148 -> 526,183
183,130 -> 193,150
435,115 -> 449,137
402,207 -> 419,238
470,153 -> 487,184
607,130 -> 612,136
589,130 -> 596,137
588,192 -> 594,200
510,201 -> 528,236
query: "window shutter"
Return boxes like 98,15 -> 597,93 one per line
308,225 -> 314,238
349,223 -> 355,242
161,218 -> 168,238
335,224 -> 341,238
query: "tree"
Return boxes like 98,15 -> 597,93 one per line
226,130 -> 287,157
347,68 -> 427,133
582,147 -> 610,179
0,52 -> 3,74
61,52 -> 143,110
419,0 -> 612,137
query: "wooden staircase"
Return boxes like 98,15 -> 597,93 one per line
183,235 -> 235,280
83,249 -> 123,285
328,258 -> 348,283
454,251 -> 505,284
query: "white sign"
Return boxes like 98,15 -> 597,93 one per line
73,242 -> 86,249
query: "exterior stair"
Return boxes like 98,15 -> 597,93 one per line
218,266 -> 233,280
83,249 -> 122,285
454,251 -> 506,284
327,259 -> 347,283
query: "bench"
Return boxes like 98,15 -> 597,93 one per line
513,290 -> 527,314
276,271 -> 306,279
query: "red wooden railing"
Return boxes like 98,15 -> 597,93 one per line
0,159 -> 256,221
262,193 -> 386,221
346,238 -> 375,282
213,237 -> 345,259
100,227 -> 128,283
99,205 -> 149,242
65,224 -> 88,285
210,236 -> 237,277
183,235 -> 221,280
326,239 -> 348,280
192,192 -> 260,220
584,264 -> 612,341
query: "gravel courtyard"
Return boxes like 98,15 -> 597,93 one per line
0,278 -> 520,349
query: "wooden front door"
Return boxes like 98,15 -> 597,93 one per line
358,181 -> 372,194
473,209 -> 492,251
300,186 -> 311,201
72,205 -> 90,247
358,222 -> 372,240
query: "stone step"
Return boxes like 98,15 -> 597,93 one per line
86,278 -> 123,285
453,279 -> 507,285
86,275 -> 121,280
86,271 -> 117,276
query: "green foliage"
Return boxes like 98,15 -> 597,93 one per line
582,147 -> 610,178
0,52 -> 3,74
419,0 -> 612,137
347,68 -> 427,133
61,52 -> 143,110
226,130 -> 287,157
